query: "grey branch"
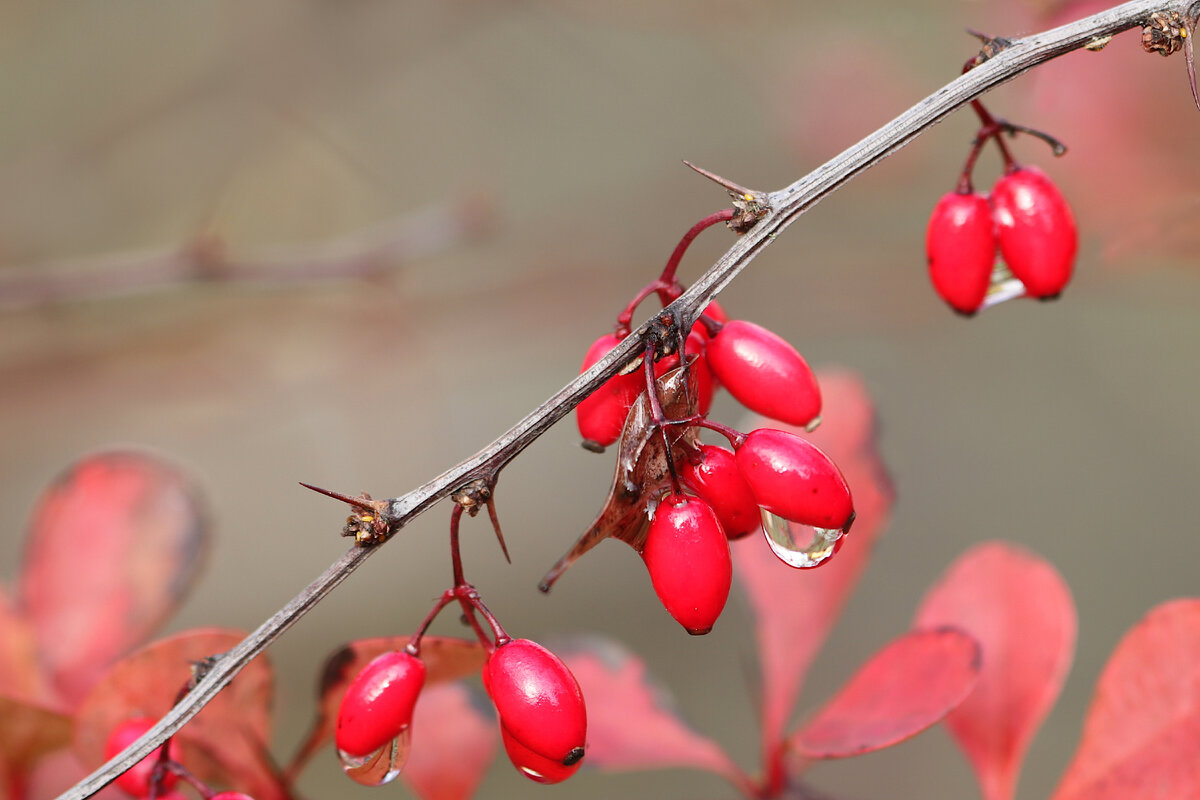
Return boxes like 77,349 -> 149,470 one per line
57,2 -> 1188,798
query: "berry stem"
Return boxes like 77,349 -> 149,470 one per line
658,209 -> 737,287
692,418 -> 746,449
449,503 -> 467,588
615,209 -> 736,337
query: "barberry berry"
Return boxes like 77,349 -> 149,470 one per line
705,320 -> 821,428
210,794 -> 256,800
926,190 -> 996,315
991,166 -> 1077,299
103,717 -> 178,798
641,493 -> 733,634
575,333 -> 644,448
679,445 -> 760,539
335,650 -> 426,759
735,428 -> 853,531
483,638 -> 587,784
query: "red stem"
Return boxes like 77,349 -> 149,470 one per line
659,209 -> 736,287
615,209 -> 735,336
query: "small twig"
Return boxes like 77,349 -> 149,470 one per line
59,3 -> 1189,797
0,194 -> 492,311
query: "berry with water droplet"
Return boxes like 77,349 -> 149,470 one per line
483,639 -> 587,784
104,717 -> 178,798
735,429 -> 853,531
705,320 -> 821,427
576,333 -> 644,449
642,493 -> 732,633
679,445 -> 760,539
991,166 -> 1077,299
336,650 -> 426,760
926,190 -> 996,315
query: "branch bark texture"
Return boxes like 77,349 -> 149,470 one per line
58,2 -> 1186,797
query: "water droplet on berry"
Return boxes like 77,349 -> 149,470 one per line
761,510 -> 843,569
337,729 -> 410,786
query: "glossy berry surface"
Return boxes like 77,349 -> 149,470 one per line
104,717 -> 178,797
926,190 -> 996,315
483,639 -> 586,783
641,494 -> 733,634
679,445 -> 760,539
575,333 -> 644,447
210,794 -> 256,800
991,166 -> 1077,299
336,650 -> 426,758
706,320 -> 821,427
736,429 -> 853,531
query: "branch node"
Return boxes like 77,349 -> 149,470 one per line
681,160 -> 770,233
298,483 -> 393,544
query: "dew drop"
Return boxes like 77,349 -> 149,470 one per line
337,728 -> 411,786
761,510 -> 844,569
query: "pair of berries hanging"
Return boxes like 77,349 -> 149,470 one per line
926,39 -> 1078,315
555,193 -> 855,636
334,506 -> 587,787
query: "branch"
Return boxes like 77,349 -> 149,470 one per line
0,194 -> 492,311
58,3 -> 1188,797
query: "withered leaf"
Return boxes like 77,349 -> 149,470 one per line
540,360 -> 700,592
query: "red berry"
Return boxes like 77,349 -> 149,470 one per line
499,725 -> 580,784
211,794 -> 256,800
926,190 -> 996,315
641,494 -> 732,634
735,429 -> 853,531
483,639 -> 586,784
576,334 -> 644,448
679,445 -> 760,539
655,331 -> 715,414
991,166 -> 1077,299
336,650 -> 426,758
705,320 -> 821,427
104,717 -> 178,798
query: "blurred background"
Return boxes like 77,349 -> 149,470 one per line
2,1 -> 1198,798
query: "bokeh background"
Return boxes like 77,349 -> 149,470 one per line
2,1 -> 1198,798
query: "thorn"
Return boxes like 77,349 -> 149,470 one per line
682,160 -> 756,200
486,498 -> 511,564
299,482 -> 377,511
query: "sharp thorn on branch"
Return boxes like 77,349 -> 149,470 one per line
298,482 -> 378,511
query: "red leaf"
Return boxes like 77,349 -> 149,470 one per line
914,542 -> 1076,800
401,682 -> 496,800
1052,599 -> 1200,800
734,371 -> 894,754
17,450 -> 210,705
558,637 -> 743,783
0,589 -> 55,709
791,628 -> 980,758
0,695 -> 72,786
287,635 -> 487,779
73,628 -> 281,800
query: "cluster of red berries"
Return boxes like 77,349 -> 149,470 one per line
335,589 -> 586,785
926,48 -> 1078,316
927,165 -> 1077,315
568,210 -> 855,636
103,717 -> 254,800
